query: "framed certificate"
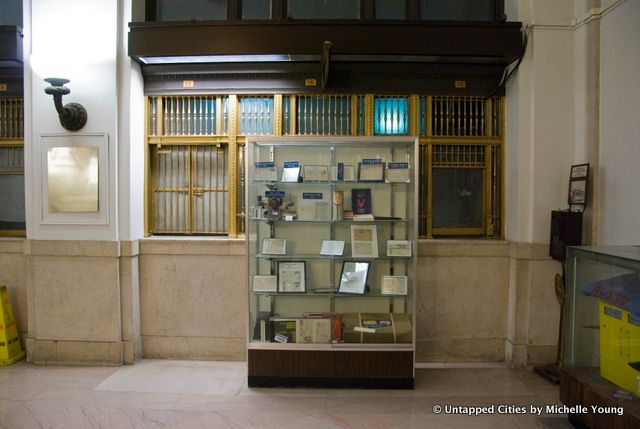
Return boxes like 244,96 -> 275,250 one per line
262,238 -> 286,255
350,224 -> 379,258
303,165 -> 329,182
278,261 -> 306,293
358,159 -> 385,182
252,275 -> 277,292
386,240 -> 412,257
254,161 -> 278,181
568,163 -> 589,209
381,276 -> 408,295
338,261 -> 370,294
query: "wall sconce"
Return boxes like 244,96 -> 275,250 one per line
44,78 -> 87,131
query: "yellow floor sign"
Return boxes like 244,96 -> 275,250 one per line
0,285 -> 26,365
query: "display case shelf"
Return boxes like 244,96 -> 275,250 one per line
246,136 -> 418,388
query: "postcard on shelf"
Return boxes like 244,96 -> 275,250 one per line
338,261 -> 370,294
262,238 -> 286,255
252,275 -> 278,292
278,261 -> 306,293
350,224 -> 379,258
386,240 -> 412,257
254,161 -> 278,181
281,161 -> 301,182
381,276 -> 408,295
351,188 -> 372,215
296,319 -> 332,343
320,240 -> 345,256
358,159 -> 385,182
297,192 -> 330,221
303,165 -> 329,182
386,162 -> 411,183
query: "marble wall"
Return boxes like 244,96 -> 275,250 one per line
138,239 -> 247,361
25,241 -> 123,365
0,238 -> 560,365
0,239 -> 27,345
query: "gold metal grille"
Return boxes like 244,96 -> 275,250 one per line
430,96 -> 487,137
0,98 -> 24,139
146,93 -> 505,238
151,145 -> 228,234
0,146 -> 24,175
374,96 -> 409,135
238,96 -> 274,135
296,95 -> 351,135
432,144 -> 486,167
148,96 -> 220,136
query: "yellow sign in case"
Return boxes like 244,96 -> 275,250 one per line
0,285 -> 26,365
599,301 -> 640,394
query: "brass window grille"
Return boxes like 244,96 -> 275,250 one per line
0,97 -> 25,236
146,94 -> 504,239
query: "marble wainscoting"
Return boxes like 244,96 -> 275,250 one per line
0,238 -> 28,346
25,240 -> 124,365
138,239 -> 247,361
416,240 -> 511,363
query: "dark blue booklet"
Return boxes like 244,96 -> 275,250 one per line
351,189 -> 372,215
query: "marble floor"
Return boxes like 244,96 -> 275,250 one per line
0,360 -> 574,429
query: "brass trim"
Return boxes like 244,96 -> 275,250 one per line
228,95 -> 238,238
500,98 -> 506,238
0,230 -> 26,237
364,94 -> 374,136
148,136 -> 229,145
425,96 -> 433,137
426,143 -> 433,238
350,95 -> 358,135
0,139 -> 23,147
290,95 -> 297,135
274,94 -> 283,136
144,96 -> 151,236
409,95 -> 419,137
419,136 -> 501,145
485,144 -> 492,236
432,227 -> 486,236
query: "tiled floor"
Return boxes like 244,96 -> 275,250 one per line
0,360 -> 574,429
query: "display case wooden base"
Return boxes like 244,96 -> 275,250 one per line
560,367 -> 640,429
248,349 -> 414,388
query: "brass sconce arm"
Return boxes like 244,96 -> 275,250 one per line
44,78 -> 87,131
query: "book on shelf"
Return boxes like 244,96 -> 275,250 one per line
252,311 -> 272,342
351,189 -> 372,215
271,318 -> 298,343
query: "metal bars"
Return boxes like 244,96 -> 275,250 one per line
0,99 -> 23,139
238,96 -> 274,135
374,96 -> 409,135
296,95 -> 351,135
431,144 -> 486,168
0,146 -> 24,175
430,96 -> 488,137
148,96 -> 220,136
151,145 -> 228,235
145,93 -> 504,238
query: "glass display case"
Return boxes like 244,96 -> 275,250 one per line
561,246 -> 640,429
245,136 -> 417,388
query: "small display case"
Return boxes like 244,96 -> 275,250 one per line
561,246 -> 640,429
